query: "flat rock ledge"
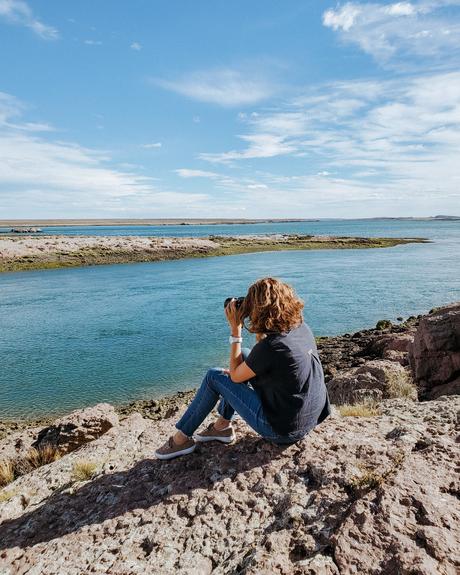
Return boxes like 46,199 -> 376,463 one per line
0,396 -> 459,575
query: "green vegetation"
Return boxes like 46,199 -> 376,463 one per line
376,319 -> 393,330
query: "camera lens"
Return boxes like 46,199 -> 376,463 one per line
224,296 -> 244,308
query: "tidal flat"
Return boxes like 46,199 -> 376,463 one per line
0,234 -> 428,273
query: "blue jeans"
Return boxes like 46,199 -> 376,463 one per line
176,349 -> 307,445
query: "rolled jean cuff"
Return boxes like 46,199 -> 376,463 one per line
174,422 -> 193,438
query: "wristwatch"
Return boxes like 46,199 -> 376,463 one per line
229,335 -> 243,344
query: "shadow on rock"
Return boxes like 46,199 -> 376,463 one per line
0,436 -> 292,550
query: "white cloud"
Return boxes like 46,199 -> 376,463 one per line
84,39 -> 103,46
142,142 -> 162,149
194,71 -> 460,215
0,0 -> 58,39
175,169 -> 219,178
130,41 -> 142,51
323,4 -> 362,31
0,93 -> 210,217
153,67 -> 276,107
322,1 -> 460,64
247,183 -> 268,189
200,133 -> 296,163
386,2 -> 417,16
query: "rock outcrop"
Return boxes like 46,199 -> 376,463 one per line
409,302 -> 460,399
326,359 -> 416,405
0,397 -> 459,575
32,403 -> 119,455
316,317 -> 419,385
0,403 -> 118,464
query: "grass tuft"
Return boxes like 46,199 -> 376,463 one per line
0,446 -> 61,487
14,446 -> 61,476
72,460 -> 98,481
387,373 -> 417,399
348,469 -> 384,494
338,403 -> 380,417
0,488 -> 18,503
348,451 -> 405,498
0,460 -> 15,488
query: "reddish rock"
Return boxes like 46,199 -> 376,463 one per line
0,398 -> 458,575
372,332 -> 415,354
409,302 -> 460,399
327,360 -> 416,405
382,348 -> 408,366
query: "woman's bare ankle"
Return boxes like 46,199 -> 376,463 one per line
173,430 -> 190,445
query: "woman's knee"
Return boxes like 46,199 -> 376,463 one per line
207,367 -> 224,378
204,367 -> 228,386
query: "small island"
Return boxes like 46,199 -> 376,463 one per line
0,234 -> 428,273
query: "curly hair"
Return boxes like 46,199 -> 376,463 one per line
240,277 -> 304,334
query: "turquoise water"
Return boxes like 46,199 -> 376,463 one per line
0,220 -> 459,419
0,218 -> 455,238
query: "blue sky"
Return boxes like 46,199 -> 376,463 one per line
0,0 -> 459,218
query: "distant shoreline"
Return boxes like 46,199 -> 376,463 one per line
0,218 -> 314,228
0,215 -> 458,228
0,233 -> 428,273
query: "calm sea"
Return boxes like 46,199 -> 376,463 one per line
1,219 -> 459,419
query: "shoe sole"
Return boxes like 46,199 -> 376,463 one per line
194,434 -> 235,444
154,444 -> 196,460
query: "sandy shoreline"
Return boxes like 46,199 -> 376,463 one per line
0,234 -> 427,273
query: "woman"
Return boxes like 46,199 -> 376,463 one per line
155,277 -> 330,460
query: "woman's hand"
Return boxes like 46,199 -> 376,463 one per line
225,299 -> 242,335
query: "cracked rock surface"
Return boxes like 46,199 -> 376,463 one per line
0,396 -> 459,575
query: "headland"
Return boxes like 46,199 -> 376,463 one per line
0,234 -> 428,273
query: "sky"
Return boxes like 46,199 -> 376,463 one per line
0,0 -> 459,219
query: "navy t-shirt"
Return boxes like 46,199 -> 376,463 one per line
245,322 -> 330,435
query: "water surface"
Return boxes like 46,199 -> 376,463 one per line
0,220 -> 459,419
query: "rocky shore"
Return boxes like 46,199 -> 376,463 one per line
0,234 -> 427,273
0,303 -> 458,574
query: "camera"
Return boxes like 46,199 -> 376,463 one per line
224,296 -> 245,309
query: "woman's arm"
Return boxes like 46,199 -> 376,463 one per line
225,300 -> 256,383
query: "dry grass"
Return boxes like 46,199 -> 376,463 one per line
14,445 -> 61,476
387,372 -> 417,399
0,488 -> 18,503
72,460 -> 98,481
338,403 -> 380,417
0,460 -> 15,488
348,451 -> 406,497
348,469 -> 384,493
0,445 -> 61,488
